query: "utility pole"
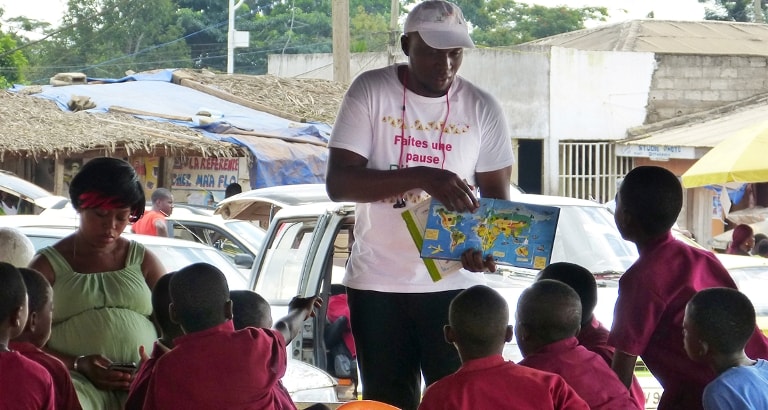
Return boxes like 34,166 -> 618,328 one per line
332,0 -> 351,83
228,0 -> 249,74
755,0 -> 765,23
388,0 -> 399,65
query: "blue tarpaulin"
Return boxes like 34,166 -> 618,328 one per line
15,69 -> 329,188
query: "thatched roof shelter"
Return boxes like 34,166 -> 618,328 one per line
0,69 -> 348,160
0,89 -> 241,161
174,69 -> 348,125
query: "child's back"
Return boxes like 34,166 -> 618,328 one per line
609,166 -> 768,410
125,273 -> 181,410
0,262 -> 55,410
10,268 -> 81,410
517,280 -> 638,410
143,263 -> 319,410
684,288 -> 768,410
418,285 -> 588,410
537,262 -> 644,408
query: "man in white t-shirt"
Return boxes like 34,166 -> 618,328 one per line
326,1 -> 515,408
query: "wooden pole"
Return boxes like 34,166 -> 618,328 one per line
388,0 -> 400,65
332,0 -> 350,84
755,0 -> 765,23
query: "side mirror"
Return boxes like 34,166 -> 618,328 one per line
234,253 -> 254,268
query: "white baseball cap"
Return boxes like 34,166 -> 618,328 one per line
404,0 -> 475,49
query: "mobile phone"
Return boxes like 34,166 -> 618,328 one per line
108,362 -> 137,373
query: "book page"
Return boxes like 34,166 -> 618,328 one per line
419,198 -> 560,270
401,199 -> 463,282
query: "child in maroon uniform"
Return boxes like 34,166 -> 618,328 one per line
419,285 -> 588,410
517,280 -> 639,410
142,262 -> 321,410
230,289 -> 273,329
10,268 -> 81,410
124,273 -> 182,410
0,262 -> 54,410
537,262 -> 644,409
609,166 -> 768,410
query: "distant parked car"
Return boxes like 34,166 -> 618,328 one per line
0,170 -> 68,215
17,225 -> 251,290
40,202 -> 266,271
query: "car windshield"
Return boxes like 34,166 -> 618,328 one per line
25,235 -> 248,290
551,204 -> 637,276
255,219 -> 315,302
225,220 -> 266,248
728,266 -> 768,316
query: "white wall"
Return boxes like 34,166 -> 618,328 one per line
268,49 -> 552,139
549,47 -> 655,141
268,52 -> 406,81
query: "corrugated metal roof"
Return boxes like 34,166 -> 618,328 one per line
623,101 -> 768,148
519,20 -> 768,56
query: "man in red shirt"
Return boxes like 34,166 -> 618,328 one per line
537,262 -> 645,409
419,285 -> 588,410
131,188 -> 173,237
10,268 -> 81,410
142,262 -> 320,410
517,280 -> 639,410
609,166 -> 768,410
0,262 -> 54,410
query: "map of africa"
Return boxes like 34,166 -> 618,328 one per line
420,198 -> 560,270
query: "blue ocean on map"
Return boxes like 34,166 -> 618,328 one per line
420,198 -> 560,270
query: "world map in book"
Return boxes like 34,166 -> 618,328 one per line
420,198 -> 560,270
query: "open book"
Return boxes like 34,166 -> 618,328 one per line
402,198 -> 560,282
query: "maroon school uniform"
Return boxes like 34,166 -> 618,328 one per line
520,337 -> 639,410
124,341 -> 169,410
418,354 -> 589,410
8,342 -> 81,410
0,350 -> 54,410
143,321 -> 296,410
578,317 -> 645,409
608,232 -> 768,410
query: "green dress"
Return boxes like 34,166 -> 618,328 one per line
40,241 -> 158,410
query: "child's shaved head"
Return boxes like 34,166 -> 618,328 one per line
537,262 -> 596,326
170,263 -> 230,333
449,285 -> 510,355
231,290 -> 272,329
517,280 -> 582,345
0,262 -> 27,337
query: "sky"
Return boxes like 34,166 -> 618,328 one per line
1,0 -> 707,27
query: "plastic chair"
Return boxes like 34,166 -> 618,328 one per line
336,400 -> 400,410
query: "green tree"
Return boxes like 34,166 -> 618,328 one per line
699,0 -> 766,22
0,9 -> 29,87
29,0 -> 191,81
457,0 -> 608,47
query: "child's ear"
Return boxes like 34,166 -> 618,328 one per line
224,300 -> 233,321
444,325 -> 455,344
504,325 -> 513,343
25,311 -> 38,333
11,306 -> 25,330
169,303 -> 180,325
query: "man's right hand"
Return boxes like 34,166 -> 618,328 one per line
419,167 -> 479,213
